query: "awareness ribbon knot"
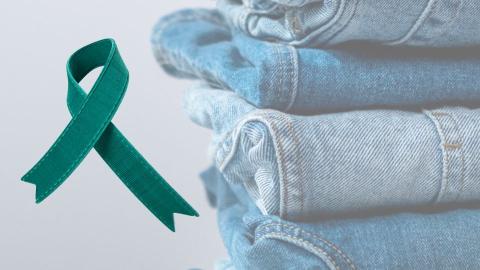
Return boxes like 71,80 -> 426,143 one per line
22,39 -> 198,231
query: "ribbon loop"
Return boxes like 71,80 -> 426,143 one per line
22,39 -> 198,231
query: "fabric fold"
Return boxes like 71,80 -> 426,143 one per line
217,0 -> 480,47
152,8 -> 480,114
201,165 -> 480,270
187,83 -> 480,220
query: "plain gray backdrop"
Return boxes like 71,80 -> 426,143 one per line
0,1 -> 227,269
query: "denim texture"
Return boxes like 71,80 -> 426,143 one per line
217,0 -> 480,47
151,9 -> 480,114
201,166 -> 480,270
185,84 -> 480,221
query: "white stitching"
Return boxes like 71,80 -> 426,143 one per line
258,232 -> 340,270
262,223 -> 356,270
387,0 -> 438,45
285,45 -> 298,112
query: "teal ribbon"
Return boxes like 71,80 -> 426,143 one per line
22,39 -> 198,231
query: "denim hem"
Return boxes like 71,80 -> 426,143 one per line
254,222 -> 357,270
424,109 -> 465,203
218,110 -> 305,219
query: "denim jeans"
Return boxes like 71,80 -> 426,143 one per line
185,83 -> 480,221
201,166 -> 480,270
217,0 -> 480,47
151,9 -> 480,114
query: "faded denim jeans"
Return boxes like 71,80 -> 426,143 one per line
217,0 -> 480,47
185,84 -> 480,221
151,9 -> 480,114
201,166 -> 480,270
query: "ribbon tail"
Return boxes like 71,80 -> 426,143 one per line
173,200 -> 199,217
20,174 -> 34,184
146,193 -> 199,232
95,123 -> 198,231
21,173 -> 57,203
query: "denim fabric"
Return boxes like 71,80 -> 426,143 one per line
217,0 -> 480,47
202,166 -> 480,270
185,84 -> 480,220
151,9 -> 480,114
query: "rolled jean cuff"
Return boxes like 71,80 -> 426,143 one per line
201,166 -> 480,270
217,0 -> 479,47
211,104 -> 480,221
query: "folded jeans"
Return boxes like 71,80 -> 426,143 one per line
152,9 -> 480,114
185,83 -> 480,220
201,166 -> 480,270
217,0 -> 480,47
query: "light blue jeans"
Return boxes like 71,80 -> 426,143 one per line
201,166 -> 480,270
185,84 -> 480,221
217,0 -> 480,47
152,9 -> 480,114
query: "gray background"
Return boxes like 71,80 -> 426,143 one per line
0,1 -> 227,269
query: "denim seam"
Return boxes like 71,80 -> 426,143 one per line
321,0 -> 358,46
410,0 -> 463,43
386,0 -> 437,45
448,111 -> 465,201
439,111 -> 464,202
263,112 -> 303,219
285,45 -> 299,112
425,110 -> 450,203
275,112 -> 304,216
269,44 -> 296,113
257,232 -> 340,270
261,223 -> 356,270
454,114 -> 466,201
262,112 -> 293,219
424,109 -> 465,203
432,111 -> 465,201
274,44 -> 286,111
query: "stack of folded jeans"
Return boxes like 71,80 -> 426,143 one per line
151,3 -> 480,269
